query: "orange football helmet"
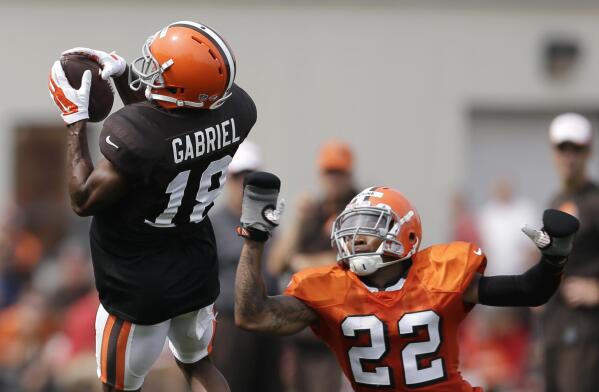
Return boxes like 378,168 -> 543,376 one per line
130,21 -> 236,109
331,186 -> 422,275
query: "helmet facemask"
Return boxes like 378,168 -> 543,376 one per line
129,33 -> 170,92
331,205 -> 418,276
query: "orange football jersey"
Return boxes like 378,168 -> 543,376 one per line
285,241 -> 486,392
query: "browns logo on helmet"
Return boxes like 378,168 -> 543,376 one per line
331,186 -> 422,276
130,20 -> 236,109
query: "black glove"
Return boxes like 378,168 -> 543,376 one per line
521,209 -> 580,267
236,172 -> 284,242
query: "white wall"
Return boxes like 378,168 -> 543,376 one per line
2,1 -> 599,244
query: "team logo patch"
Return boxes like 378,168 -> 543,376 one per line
262,205 -> 281,226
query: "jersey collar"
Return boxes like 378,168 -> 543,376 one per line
363,277 -> 406,293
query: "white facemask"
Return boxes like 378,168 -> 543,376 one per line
346,238 -> 419,276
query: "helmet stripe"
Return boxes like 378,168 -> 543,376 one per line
361,186 -> 377,203
169,21 -> 236,92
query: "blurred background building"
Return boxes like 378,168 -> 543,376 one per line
1,1 -> 599,391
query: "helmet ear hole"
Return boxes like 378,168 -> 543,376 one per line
409,232 -> 417,244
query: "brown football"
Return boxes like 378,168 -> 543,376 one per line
60,54 -> 114,122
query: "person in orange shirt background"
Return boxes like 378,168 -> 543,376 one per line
269,140 -> 358,275
268,140 -> 358,392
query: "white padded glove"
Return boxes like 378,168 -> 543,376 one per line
48,61 -> 91,124
237,172 -> 285,242
62,47 -> 127,80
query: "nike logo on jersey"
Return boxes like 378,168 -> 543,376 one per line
474,248 -> 482,256
105,136 -> 119,149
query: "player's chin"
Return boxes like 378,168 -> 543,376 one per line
337,259 -> 350,270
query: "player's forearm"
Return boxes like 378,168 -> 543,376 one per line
113,68 -> 146,105
235,240 -> 316,334
476,257 -> 564,306
66,121 -> 94,216
235,240 -> 269,328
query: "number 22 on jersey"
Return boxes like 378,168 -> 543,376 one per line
341,310 -> 446,388
146,155 -> 232,227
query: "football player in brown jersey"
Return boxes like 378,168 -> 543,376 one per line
48,21 -> 256,392
234,172 -> 579,392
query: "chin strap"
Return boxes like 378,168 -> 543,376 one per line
145,87 -> 232,109
145,87 -> 205,108
348,238 -> 419,276
349,255 -> 384,276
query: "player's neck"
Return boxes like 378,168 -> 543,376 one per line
563,173 -> 588,193
360,259 -> 412,291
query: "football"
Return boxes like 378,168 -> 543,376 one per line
60,54 -> 114,122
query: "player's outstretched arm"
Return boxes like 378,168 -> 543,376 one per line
66,122 -> 128,216
235,239 -> 318,335
463,209 -> 580,306
234,172 -> 318,335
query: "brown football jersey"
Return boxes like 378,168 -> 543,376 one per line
90,84 -> 256,324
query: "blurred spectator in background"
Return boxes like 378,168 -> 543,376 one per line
543,113 -> 599,392
450,191 -> 480,244
460,307 -> 531,391
0,237 -> 101,392
269,140 -> 357,276
0,204 -> 44,309
0,288 -> 54,391
478,177 -> 537,276
268,140 -> 357,392
39,242 -> 99,392
459,179 -> 537,391
211,141 -> 282,392
33,241 -> 94,310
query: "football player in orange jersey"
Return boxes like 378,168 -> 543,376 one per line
234,172 -> 579,392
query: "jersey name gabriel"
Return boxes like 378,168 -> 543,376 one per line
285,242 -> 486,392
171,117 -> 241,164
98,83 -> 256,229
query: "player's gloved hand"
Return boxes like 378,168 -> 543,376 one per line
237,172 -> 285,242
48,61 -> 91,124
62,47 -> 127,80
521,209 -> 580,267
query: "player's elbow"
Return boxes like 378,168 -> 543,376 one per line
69,191 -> 94,216
234,312 -> 264,332
71,204 -> 91,217
71,203 -> 92,217
234,305 -> 272,332
527,291 -> 555,307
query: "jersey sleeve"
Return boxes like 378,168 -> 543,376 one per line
419,241 -> 487,294
99,113 -> 155,183
284,265 -> 347,310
